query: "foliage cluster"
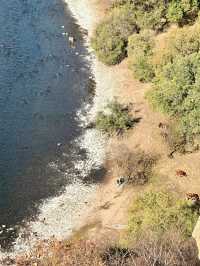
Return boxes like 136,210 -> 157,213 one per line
153,22 -> 200,68
91,3 -> 138,65
128,191 -> 199,239
91,0 -> 200,65
95,101 -> 134,135
147,22 -> 200,139
167,0 -> 200,24
113,0 -> 200,29
128,30 -> 155,82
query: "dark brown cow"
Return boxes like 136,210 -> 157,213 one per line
176,170 -> 187,177
158,122 -> 169,130
186,193 -> 200,202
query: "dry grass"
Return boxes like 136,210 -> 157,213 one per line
109,145 -> 156,185
127,231 -> 200,266
9,239 -> 103,266
5,230 -> 199,266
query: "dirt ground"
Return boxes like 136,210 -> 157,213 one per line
72,1 -> 200,244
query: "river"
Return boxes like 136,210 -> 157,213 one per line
0,0 -> 97,250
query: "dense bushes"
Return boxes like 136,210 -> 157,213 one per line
91,0 -> 200,143
127,0 -> 168,31
128,30 -> 155,82
152,22 -> 200,68
91,3 -> 138,65
148,54 -> 200,115
112,0 -> 168,31
91,20 -> 127,65
167,0 -> 200,24
91,0 -> 200,66
128,191 -> 199,239
95,101 -> 134,135
117,0 -> 200,29
147,22 -> 200,140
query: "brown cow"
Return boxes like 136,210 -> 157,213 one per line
176,169 -> 187,177
186,193 -> 200,202
158,122 -> 169,130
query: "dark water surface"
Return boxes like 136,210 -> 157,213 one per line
0,0 -> 93,248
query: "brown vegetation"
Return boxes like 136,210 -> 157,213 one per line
109,146 -> 156,185
6,230 -> 199,266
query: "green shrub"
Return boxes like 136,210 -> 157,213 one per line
92,0 -> 200,65
125,0 -> 200,29
95,101 -> 134,135
128,30 -> 154,56
130,56 -> 155,82
91,20 -> 127,65
167,0 -> 200,24
167,2 -> 184,23
110,4 -> 138,39
147,53 -> 200,138
129,0 -> 168,31
112,0 -> 166,32
153,22 -> 200,69
91,3 -> 137,65
128,192 -> 199,239
146,20 -> 200,142
128,31 -> 155,82
112,0 -> 200,31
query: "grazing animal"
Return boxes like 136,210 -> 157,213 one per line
186,193 -> 200,202
176,169 -> 187,177
158,122 -> 169,130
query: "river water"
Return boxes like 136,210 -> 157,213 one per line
0,0 -> 97,250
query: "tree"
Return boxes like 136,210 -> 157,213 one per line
91,3 -> 138,65
128,30 -> 155,82
167,0 -> 200,24
95,101 -> 134,134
